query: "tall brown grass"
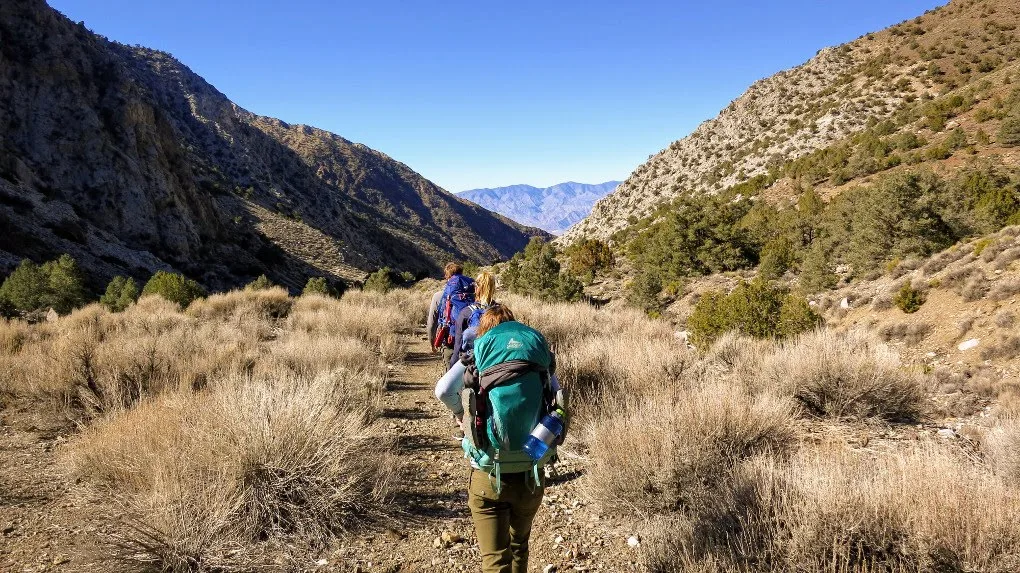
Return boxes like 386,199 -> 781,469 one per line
498,291 -> 1018,573
68,371 -> 396,571
756,329 -> 930,421
0,287 -> 423,570
644,446 -> 1020,573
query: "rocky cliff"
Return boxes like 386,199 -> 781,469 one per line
0,0 -> 545,292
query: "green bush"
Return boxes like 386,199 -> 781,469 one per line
688,279 -> 820,346
364,267 -> 394,293
0,259 -> 46,312
100,276 -> 139,312
462,261 -> 480,279
0,255 -> 87,315
894,282 -> 926,313
142,271 -> 206,308
245,274 -> 276,291
303,277 -> 340,297
626,194 -> 756,289
758,236 -> 796,280
565,238 -> 615,279
503,238 -> 586,303
999,113 -> 1020,146
626,269 -> 663,316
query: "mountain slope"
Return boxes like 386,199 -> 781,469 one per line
0,0 -> 544,292
562,0 -> 1020,243
459,181 -> 620,234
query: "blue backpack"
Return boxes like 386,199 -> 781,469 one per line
437,275 -> 475,347
460,302 -> 490,352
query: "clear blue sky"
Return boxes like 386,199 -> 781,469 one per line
49,0 -> 944,192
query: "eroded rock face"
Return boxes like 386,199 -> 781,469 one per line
0,0 -> 544,292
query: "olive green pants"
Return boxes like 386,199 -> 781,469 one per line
467,469 -> 545,573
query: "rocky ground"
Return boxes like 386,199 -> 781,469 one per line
0,332 -> 647,573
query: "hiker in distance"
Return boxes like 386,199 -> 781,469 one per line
434,305 -> 569,573
448,270 -> 498,370
431,262 -> 476,370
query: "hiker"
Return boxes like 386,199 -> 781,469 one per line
432,262 -> 475,369
426,288 -> 444,354
448,270 -> 497,370
434,305 -> 568,573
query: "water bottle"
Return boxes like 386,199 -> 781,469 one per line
523,409 -> 565,461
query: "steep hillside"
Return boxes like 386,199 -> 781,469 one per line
563,0 -> 1020,242
459,181 -> 619,234
0,0 -> 544,292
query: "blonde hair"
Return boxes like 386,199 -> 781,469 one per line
475,271 -> 496,305
477,305 -> 515,337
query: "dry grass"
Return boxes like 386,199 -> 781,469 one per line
878,320 -> 933,345
988,278 -> 1020,301
585,382 -> 796,515
68,371 -> 396,571
756,330 -> 930,422
2,287 -> 417,569
983,419 -> 1020,480
288,291 -> 420,363
644,446 -> 1020,573
979,335 -> 1020,361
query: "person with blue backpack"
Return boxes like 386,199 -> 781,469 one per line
448,270 -> 497,369
432,262 -> 476,368
434,304 -> 568,573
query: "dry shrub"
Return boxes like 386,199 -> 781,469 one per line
502,293 -> 674,349
585,382 -> 796,515
870,293 -> 893,310
258,331 -> 384,384
878,320 -> 933,345
957,315 -> 977,336
984,419 -> 1020,480
921,248 -> 966,275
756,330 -> 929,421
981,239 -> 1010,263
992,247 -> 1020,270
995,311 -> 1016,328
890,257 -> 922,279
289,292 -> 408,362
979,335 -> 1020,361
186,288 -> 294,321
0,318 -> 30,355
943,266 -> 977,290
644,446 -> 1020,573
988,278 -> 1020,301
962,275 -> 990,301
68,371 -> 396,571
7,303 -> 264,416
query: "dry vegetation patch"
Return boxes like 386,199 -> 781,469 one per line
0,288 -> 426,570
68,372 -> 397,571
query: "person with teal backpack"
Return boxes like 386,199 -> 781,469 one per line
434,304 -> 568,573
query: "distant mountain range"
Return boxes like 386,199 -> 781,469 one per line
458,181 -> 620,235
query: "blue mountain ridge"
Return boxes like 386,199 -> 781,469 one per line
458,181 -> 621,235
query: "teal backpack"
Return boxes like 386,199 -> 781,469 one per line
461,320 -> 565,491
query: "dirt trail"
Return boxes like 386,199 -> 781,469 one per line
338,333 -> 643,572
0,333 -> 643,572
